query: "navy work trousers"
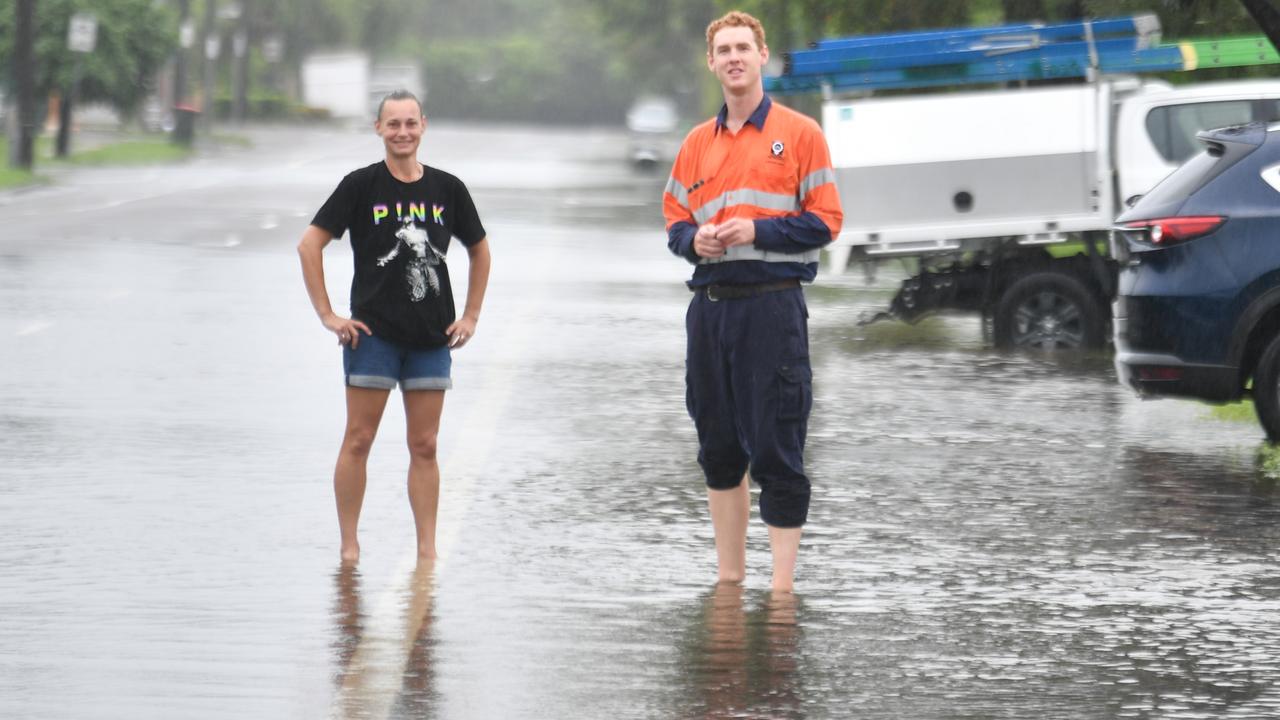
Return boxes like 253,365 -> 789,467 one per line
685,286 -> 813,528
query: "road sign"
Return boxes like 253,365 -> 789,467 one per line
67,12 -> 97,53
262,35 -> 284,63
180,19 -> 196,49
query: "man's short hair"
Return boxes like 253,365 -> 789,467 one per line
705,11 -> 766,55
376,90 -> 423,121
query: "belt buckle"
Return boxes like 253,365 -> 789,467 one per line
705,285 -> 722,302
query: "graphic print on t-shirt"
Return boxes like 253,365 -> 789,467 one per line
376,216 -> 446,301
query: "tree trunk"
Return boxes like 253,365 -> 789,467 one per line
232,0 -> 251,124
201,0 -> 218,129
55,92 -> 72,158
10,0 -> 36,169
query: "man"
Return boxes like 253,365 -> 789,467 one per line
298,90 -> 491,564
663,12 -> 843,592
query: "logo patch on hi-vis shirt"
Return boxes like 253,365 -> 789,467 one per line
771,141 -> 785,157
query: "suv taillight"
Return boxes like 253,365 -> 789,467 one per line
1120,216 -> 1226,246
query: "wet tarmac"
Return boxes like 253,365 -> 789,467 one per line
3,124 -> 1280,719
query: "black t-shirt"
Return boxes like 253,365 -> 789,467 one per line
311,161 -> 486,349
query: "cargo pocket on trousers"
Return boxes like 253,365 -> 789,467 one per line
776,362 -> 812,422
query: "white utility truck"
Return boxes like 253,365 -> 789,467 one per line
767,15 -> 1280,349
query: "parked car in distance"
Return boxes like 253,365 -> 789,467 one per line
625,95 -> 681,170
1113,121 -> 1280,441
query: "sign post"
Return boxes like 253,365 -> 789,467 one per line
57,12 -> 97,157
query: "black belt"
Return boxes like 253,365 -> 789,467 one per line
691,279 -> 800,301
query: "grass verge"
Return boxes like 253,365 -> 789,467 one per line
1207,398 -> 1258,424
0,166 -> 37,189
61,139 -> 191,166
0,135 -> 193,189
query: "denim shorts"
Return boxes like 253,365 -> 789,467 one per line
343,333 -> 452,391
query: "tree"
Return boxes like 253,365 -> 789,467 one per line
8,0 -> 35,169
569,0 -> 717,117
0,0 -> 175,121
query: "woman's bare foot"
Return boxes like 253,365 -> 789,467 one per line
340,543 -> 360,564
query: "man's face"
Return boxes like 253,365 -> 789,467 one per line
376,99 -> 425,159
707,26 -> 768,94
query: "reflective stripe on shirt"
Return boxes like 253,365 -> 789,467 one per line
665,176 -> 690,209
799,168 -> 836,198
692,188 -> 800,226
699,244 -> 821,265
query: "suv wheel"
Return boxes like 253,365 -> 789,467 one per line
1253,333 -> 1280,443
993,272 -> 1105,350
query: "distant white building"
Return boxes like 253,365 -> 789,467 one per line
369,64 -> 424,111
301,52 -> 370,120
302,52 -> 425,121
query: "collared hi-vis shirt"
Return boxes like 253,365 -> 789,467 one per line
664,95 -> 843,286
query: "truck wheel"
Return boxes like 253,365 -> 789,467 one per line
993,272 -> 1105,350
1252,333 -> 1280,443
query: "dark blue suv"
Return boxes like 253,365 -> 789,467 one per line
1114,122 -> 1280,441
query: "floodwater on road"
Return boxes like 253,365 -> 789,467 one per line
2,124 -> 1280,719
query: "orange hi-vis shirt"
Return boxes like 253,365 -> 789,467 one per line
664,95 -> 843,286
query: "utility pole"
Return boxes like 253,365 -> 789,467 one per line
201,0 -> 218,131
172,0 -> 197,145
9,0 -> 36,170
57,12 -> 97,158
173,0 -> 192,107
232,0 -> 251,124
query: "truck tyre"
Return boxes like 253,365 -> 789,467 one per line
993,272 -> 1105,350
1252,332 -> 1280,443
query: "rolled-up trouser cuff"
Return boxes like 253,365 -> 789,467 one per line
703,464 -> 748,491
759,498 -> 809,528
758,478 -> 810,527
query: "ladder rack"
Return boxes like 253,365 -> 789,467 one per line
766,15 -> 1279,94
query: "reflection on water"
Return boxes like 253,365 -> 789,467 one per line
332,564 -> 364,692
681,585 -> 803,720
331,562 -> 437,719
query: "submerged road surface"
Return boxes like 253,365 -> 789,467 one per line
3,124 -> 1280,719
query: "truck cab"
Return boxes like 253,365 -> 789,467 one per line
1115,79 -> 1280,202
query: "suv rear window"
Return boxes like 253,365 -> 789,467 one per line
1133,129 -> 1262,212
1146,101 -> 1256,164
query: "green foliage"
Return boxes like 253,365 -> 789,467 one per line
207,90 -> 317,121
0,0 -> 175,114
724,0 -> 970,52
567,0 -> 717,114
402,3 -> 633,124
1085,0 -> 1259,37
9,0 -> 1273,128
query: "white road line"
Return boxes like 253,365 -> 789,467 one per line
331,229 -> 555,719
16,320 -> 53,336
